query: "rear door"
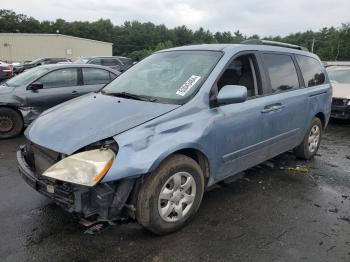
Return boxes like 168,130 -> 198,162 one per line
80,67 -> 117,93
295,55 -> 330,120
26,68 -> 82,110
259,52 -> 308,158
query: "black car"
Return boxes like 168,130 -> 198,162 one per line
0,64 -> 120,138
23,58 -> 72,70
75,56 -> 134,72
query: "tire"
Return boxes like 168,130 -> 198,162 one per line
294,117 -> 323,160
0,107 -> 23,139
136,154 -> 205,235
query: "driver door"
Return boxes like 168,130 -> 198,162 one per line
26,68 -> 82,111
212,53 -> 271,180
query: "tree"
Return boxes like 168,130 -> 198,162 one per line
0,9 -> 349,61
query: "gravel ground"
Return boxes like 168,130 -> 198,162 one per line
0,120 -> 349,262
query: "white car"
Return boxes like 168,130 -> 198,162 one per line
327,65 -> 350,119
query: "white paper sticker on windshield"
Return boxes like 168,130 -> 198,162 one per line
176,75 -> 201,96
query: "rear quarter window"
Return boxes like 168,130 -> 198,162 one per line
296,55 -> 325,87
262,53 -> 299,93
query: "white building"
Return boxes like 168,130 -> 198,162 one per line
0,33 -> 113,62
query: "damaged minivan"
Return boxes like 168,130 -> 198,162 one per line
18,40 -> 332,234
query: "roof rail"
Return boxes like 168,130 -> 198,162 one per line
241,39 -> 309,51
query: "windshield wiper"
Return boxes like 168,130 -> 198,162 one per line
101,91 -> 157,102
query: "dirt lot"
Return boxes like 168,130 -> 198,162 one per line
0,120 -> 349,262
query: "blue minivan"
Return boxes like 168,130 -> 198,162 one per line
18,40 -> 332,234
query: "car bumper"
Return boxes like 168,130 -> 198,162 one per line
331,104 -> 350,119
17,147 -> 75,209
17,147 -> 135,222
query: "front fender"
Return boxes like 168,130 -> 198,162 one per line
101,109 -> 217,183
0,96 -> 21,107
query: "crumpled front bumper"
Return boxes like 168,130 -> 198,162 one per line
17,147 -> 75,208
17,146 -> 135,222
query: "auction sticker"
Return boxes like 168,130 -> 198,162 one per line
176,75 -> 201,96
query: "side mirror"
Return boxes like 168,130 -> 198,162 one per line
28,83 -> 43,91
217,85 -> 247,106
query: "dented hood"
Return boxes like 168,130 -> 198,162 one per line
332,82 -> 350,99
25,93 -> 179,154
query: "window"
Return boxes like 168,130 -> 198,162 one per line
102,59 -> 121,66
83,68 -> 111,85
6,67 -> 50,87
89,58 -> 102,65
110,72 -> 117,80
102,51 -> 222,104
327,68 -> 350,84
35,68 -> 78,88
296,55 -> 325,87
217,54 -> 261,97
262,54 -> 299,93
119,57 -> 133,65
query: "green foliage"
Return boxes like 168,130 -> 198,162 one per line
1,9 -> 350,61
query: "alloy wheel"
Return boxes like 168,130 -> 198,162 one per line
158,171 -> 196,222
308,125 -> 320,153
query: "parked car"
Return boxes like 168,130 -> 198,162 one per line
0,64 -> 119,138
12,62 -> 25,75
18,41 -> 331,235
23,58 -> 72,70
326,65 -> 350,119
0,61 -> 14,81
75,56 -> 134,72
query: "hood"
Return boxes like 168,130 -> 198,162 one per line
332,82 -> 350,99
0,85 -> 15,95
25,93 -> 180,154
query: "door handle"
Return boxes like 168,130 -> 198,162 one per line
72,91 -> 78,94
261,104 -> 284,113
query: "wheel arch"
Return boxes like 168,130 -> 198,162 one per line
0,105 -> 24,122
148,147 -> 211,187
315,112 -> 326,128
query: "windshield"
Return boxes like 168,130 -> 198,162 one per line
328,69 -> 350,84
6,67 -> 50,87
74,57 -> 90,64
29,58 -> 43,65
102,51 -> 222,104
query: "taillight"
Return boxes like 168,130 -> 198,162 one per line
3,65 -> 13,76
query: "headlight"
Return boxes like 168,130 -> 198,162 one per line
42,149 -> 115,187
347,100 -> 350,106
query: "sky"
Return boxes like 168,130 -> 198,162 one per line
2,0 -> 350,36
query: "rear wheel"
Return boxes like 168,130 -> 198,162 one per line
136,154 -> 204,235
294,117 -> 322,160
0,107 -> 23,139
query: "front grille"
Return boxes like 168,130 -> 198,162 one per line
24,140 -> 60,175
23,140 -> 75,208
332,98 -> 347,106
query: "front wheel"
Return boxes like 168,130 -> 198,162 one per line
294,117 -> 323,160
0,107 -> 24,139
136,154 -> 204,235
